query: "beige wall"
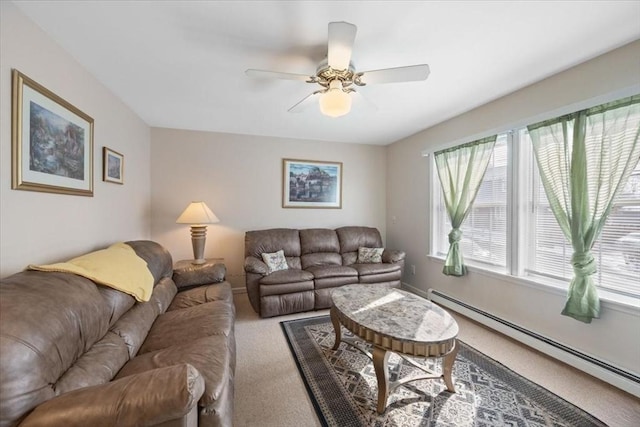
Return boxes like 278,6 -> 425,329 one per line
387,40 -> 640,375
150,128 -> 387,287
0,2 -> 151,277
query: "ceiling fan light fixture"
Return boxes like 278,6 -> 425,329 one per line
319,80 -> 351,118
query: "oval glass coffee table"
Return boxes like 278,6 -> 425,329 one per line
330,284 -> 459,414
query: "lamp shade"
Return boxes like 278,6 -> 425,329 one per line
176,201 -> 219,225
319,80 -> 352,118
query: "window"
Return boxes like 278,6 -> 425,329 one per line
431,100 -> 640,298
523,126 -> 640,296
434,135 -> 508,269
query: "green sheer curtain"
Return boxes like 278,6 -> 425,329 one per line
528,95 -> 640,323
434,136 -> 497,276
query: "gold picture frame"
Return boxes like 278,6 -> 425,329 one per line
103,147 -> 124,184
12,69 -> 94,196
283,158 -> 343,209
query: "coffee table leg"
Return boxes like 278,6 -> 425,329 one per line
373,346 -> 391,414
330,307 -> 342,351
442,339 -> 458,392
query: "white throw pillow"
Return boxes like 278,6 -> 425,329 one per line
262,249 -> 289,273
357,247 -> 384,264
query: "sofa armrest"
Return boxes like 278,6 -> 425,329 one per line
382,249 -> 406,264
20,364 -> 204,427
173,259 -> 226,290
244,256 -> 268,275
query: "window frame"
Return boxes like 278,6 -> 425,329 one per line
427,91 -> 640,308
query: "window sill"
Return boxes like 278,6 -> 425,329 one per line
426,255 -> 640,315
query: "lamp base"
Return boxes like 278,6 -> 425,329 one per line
189,225 -> 208,266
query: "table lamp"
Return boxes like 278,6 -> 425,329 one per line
176,201 -> 219,264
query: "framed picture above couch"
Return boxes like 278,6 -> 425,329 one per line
283,158 -> 342,208
11,69 -> 94,196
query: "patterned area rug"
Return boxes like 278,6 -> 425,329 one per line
281,315 -> 607,427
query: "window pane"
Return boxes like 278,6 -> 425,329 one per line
523,129 -> 640,297
434,135 -> 508,268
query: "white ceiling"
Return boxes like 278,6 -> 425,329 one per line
13,1 -> 640,145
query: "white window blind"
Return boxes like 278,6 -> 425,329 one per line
523,129 -> 640,296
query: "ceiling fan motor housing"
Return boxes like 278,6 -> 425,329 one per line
314,59 -> 362,89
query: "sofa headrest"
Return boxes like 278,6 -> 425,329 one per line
125,240 -> 173,284
335,226 -> 383,253
245,229 -> 301,258
299,229 -> 340,254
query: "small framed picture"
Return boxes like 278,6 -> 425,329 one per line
103,147 -> 124,184
283,158 -> 342,209
12,69 -> 94,196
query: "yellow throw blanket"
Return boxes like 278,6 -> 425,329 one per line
29,242 -> 154,302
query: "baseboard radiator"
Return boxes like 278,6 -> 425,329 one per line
415,286 -> 640,398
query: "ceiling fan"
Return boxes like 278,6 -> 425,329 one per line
245,21 -> 430,118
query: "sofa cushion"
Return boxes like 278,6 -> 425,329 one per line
245,228 -> 301,259
259,269 -> 313,285
357,247 -> 384,263
307,266 -> 359,290
97,286 -> 135,327
336,226 -> 383,253
351,262 -> 402,276
148,277 -> 178,314
262,249 -> 289,273
301,252 -> 342,269
168,282 -> 233,311
55,331 -> 130,395
298,229 -> 341,271
110,299 -> 159,358
305,265 -> 358,279
139,301 -> 234,354
336,227 -> 384,265
116,335 -> 232,409
0,271 -> 111,426
300,229 -> 340,254
172,262 -> 226,290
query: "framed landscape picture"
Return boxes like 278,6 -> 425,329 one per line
12,69 -> 94,196
103,147 -> 124,184
283,158 -> 342,208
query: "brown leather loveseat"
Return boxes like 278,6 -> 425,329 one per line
0,240 -> 235,427
244,226 -> 405,317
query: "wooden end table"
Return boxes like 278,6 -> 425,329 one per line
330,284 -> 459,414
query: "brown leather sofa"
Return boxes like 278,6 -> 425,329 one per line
244,226 -> 405,317
0,240 -> 235,427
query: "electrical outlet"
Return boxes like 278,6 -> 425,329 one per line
411,265 -> 416,275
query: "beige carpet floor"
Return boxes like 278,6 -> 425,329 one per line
232,292 -> 640,427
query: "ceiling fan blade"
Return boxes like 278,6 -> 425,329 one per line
288,91 -> 323,113
358,64 -> 430,85
245,69 -> 314,82
327,21 -> 357,70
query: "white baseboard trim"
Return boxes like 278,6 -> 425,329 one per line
401,282 -> 640,398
